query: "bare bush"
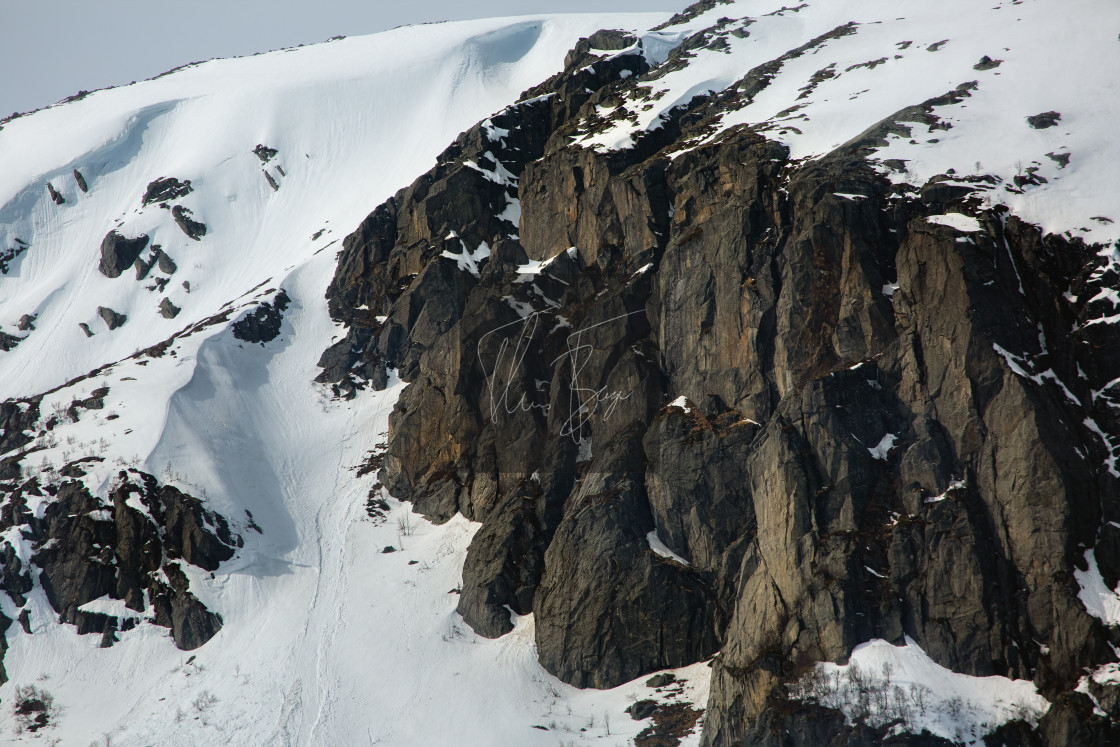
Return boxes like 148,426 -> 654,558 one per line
791,663 -> 941,733
13,684 -> 55,733
193,690 -> 218,712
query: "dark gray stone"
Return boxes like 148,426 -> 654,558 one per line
98,231 -> 150,278
159,298 -> 181,319
253,144 -> 278,163
46,182 -> 64,205
20,472 -> 239,654
156,248 -> 177,275
172,205 -> 206,240
1027,111 -> 1062,129
231,290 -> 289,343
0,332 -> 23,351
97,306 -> 127,330
142,176 -> 192,206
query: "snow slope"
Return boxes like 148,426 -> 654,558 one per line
0,13 -> 728,746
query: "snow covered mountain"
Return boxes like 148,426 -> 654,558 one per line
2,1 -> 1120,745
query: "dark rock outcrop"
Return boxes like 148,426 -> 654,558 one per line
1,240 -> 28,274
142,176 -> 192,206
46,182 -> 65,205
134,254 -> 154,280
0,400 -> 38,458
98,306 -> 127,330
0,332 -> 23,352
974,55 -> 1002,70
253,144 -> 278,163
159,297 -> 181,319
1027,111 -> 1062,129
156,248 -> 176,275
17,314 -> 36,331
231,290 -> 290,343
534,427 -> 721,688
73,168 -> 88,192
99,231 -> 150,278
172,205 -> 207,240
0,470 -> 241,654
319,9 -> 1120,745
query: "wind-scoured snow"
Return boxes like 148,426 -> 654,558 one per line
0,12 -> 726,746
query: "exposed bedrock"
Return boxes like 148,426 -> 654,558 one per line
0,470 -> 240,655
321,22 -> 1120,746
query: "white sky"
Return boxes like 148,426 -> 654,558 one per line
1,0 -> 682,118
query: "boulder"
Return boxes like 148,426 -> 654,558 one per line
171,205 -> 207,240
141,176 -> 192,206
46,182 -> 64,205
1027,110 -> 1062,129
158,298 -> 181,319
98,231 -> 150,278
97,306 -> 127,330
156,248 -> 177,274
231,290 -> 290,343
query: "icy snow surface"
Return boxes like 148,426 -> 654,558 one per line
867,433 -> 897,460
646,530 -> 692,566
927,213 -> 983,233
0,12 -> 723,746
795,637 -> 1050,744
1075,549 -> 1120,627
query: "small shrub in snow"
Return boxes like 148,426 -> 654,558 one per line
13,684 -> 55,733
790,641 -> 1049,744
193,690 -> 218,712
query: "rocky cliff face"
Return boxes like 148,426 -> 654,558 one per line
320,4 -> 1120,744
